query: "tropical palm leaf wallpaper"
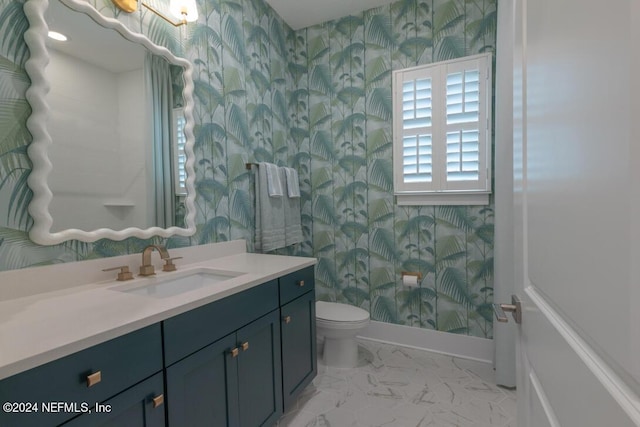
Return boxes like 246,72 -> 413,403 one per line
290,0 -> 496,338
0,0 -> 495,338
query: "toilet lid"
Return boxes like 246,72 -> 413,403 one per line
316,301 -> 370,322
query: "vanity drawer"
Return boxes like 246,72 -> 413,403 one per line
0,324 -> 162,427
163,279 -> 279,366
279,266 -> 315,305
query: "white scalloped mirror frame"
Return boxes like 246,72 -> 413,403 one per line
23,0 -> 197,245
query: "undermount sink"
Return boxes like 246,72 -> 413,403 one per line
111,268 -> 246,298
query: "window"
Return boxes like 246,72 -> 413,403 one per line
392,53 -> 492,205
173,108 -> 187,196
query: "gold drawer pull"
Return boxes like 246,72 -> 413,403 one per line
230,348 -> 239,358
87,371 -> 102,387
241,342 -> 249,351
283,316 -> 292,324
297,280 -> 305,287
152,394 -> 164,408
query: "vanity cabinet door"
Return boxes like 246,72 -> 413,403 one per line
236,310 -> 283,427
165,334 -> 239,427
280,291 -> 317,412
61,373 -> 165,427
165,311 -> 282,427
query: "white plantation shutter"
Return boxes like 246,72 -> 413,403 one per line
392,54 -> 491,205
402,76 -> 433,185
443,59 -> 487,191
173,108 -> 187,195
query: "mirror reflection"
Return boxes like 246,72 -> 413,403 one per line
44,0 -> 186,233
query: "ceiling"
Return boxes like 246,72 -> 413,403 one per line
47,0 -> 397,67
264,0 -> 396,30
46,0 -> 145,73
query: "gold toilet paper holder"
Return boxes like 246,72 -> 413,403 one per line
401,271 -> 423,280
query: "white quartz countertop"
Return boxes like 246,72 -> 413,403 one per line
0,241 -> 315,380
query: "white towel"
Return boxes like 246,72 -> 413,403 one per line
261,162 -> 283,197
281,167 -> 303,246
255,164 -> 286,252
283,167 -> 301,198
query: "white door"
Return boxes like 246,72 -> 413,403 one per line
511,0 -> 640,426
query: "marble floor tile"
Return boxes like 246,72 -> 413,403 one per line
452,357 -> 499,384
334,386 -> 371,413
278,339 -> 518,427
497,393 -> 517,420
278,409 -> 317,427
464,379 -> 509,403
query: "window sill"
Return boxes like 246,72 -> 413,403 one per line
103,200 -> 136,207
395,192 -> 490,206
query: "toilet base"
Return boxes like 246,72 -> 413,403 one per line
322,336 -> 359,368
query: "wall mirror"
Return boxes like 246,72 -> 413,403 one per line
24,0 -> 196,245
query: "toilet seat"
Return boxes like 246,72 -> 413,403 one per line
316,301 -> 370,323
316,317 -> 369,330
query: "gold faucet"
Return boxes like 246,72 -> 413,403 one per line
139,245 -> 170,276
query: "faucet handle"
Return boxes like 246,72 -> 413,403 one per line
102,265 -> 134,281
162,257 -> 183,272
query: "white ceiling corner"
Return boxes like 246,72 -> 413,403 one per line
264,0 -> 396,30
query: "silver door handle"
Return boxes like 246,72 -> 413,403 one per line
493,295 -> 522,324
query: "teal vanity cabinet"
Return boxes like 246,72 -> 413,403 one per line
164,267 -> 318,426
0,324 -> 164,427
0,265 -> 316,427
62,373 -> 165,427
163,280 -> 283,427
236,310 -> 283,427
164,334 -> 239,426
278,267 -> 317,412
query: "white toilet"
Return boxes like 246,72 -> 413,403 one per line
316,301 -> 370,368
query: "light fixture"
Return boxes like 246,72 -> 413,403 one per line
112,0 -> 136,13
47,31 -> 68,41
112,0 -> 198,26
169,0 -> 198,23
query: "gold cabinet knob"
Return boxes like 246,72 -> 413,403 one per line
283,316 -> 292,324
152,394 -> 164,408
297,280 -> 305,287
230,348 -> 239,358
87,371 -> 102,387
241,342 -> 249,351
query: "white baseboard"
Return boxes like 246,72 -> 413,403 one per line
357,321 -> 494,364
